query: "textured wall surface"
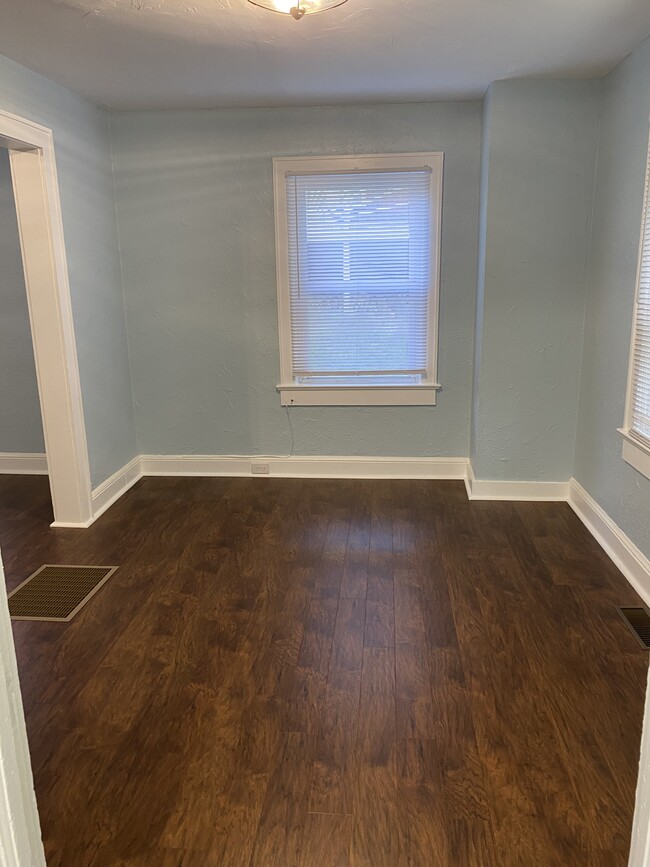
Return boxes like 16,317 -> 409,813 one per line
574,37 -> 650,558
0,148 -> 44,453
109,102 -> 482,458
472,79 -> 602,481
0,52 -> 137,486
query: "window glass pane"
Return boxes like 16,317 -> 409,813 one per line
286,169 -> 432,382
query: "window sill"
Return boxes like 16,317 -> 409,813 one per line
619,428 -> 650,482
278,384 -> 441,407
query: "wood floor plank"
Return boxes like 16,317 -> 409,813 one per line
364,600 -> 394,647
308,673 -> 361,815
395,737 -> 449,867
249,731 -> 315,867
327,596 -> 366,685
299,813 -> 352,867
309,594 -> 365,814
340,484 -> 371,600
394,572 -> 436,738
349,647 -> 400,867
283,594 -> 339,733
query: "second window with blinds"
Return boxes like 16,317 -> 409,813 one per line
621,129 -> 650,481
273,153 -> 443,406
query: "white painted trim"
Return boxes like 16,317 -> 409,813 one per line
463,465 -> 473,500
465,464 -> 569,501
0,109 -> 93,527
622,123 -> 650,451
140,455 -> 248,477
629,666 -> 650,867
619,429 -> 650,482
140,454 -> 468,480
567,478 -> 650,608
50,455 -> 143,528
278,385 -> 441,406
0,551 -> 46,866
272,152 -> 443,401
0,454 -> 47,475
90,456 -> 142,522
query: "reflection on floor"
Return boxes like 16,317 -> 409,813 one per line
0,473 -> 647,866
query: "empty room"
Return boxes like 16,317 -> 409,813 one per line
0,0 -> 650,864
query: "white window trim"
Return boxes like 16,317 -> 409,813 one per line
620,121 -> 650,482
272,152 -> 443,407
619,428 -> 650,481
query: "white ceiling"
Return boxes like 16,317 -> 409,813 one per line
1,0 -> 649,109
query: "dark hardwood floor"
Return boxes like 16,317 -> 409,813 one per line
0,473 -> 647,866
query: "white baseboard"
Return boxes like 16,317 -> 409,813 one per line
465,464 -> 569,501
49,518 -> 94,529
139,454 -> 469,480
0,453 -> 48,475
568,478 -> 650,607
140,455 -> 249,477
90,456 -> 142,523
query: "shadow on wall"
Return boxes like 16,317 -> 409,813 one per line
0,147 -> 44,456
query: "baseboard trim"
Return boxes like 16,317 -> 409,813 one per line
568,478 -> 650,607
139,454 -> 469,480
0,453 -> 48,475
50,519 -> 94,529
465,464 -> 569,501
90,456 -> 142,524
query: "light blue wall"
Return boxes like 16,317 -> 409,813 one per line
574,37 -> 650,558
0,148 -> 44,453
0,53 -> 137,486
109,103 -> 482,458
472,80 -> 602,481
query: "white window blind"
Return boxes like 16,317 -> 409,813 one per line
285,168 -> 433,385
630,134 -> 650,446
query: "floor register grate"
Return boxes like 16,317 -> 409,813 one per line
617,607 -> 650,649
8,565 -> 118,622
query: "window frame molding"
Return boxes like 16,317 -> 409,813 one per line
620,122 -> 650,482
272,152 -> 444,407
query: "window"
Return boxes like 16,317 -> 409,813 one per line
273,153 -> 443,406
621,128 -> 650,481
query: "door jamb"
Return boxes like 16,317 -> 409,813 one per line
0,109 -> 92,527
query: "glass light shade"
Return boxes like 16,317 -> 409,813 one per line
248,0 -> 347,18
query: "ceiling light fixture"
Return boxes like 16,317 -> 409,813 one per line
248,0 -> 348,20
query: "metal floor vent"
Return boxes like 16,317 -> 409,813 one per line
617,607 -> 650,649
8,565 -> 118,622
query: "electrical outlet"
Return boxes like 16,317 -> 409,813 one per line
251,462 -> 270,475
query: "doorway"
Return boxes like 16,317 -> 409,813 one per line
0,145 -> 49,521
0,109 -> 92,527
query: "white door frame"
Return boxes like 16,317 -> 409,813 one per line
0,552 -> 45,867
629,666 -> 650,867
0,109 -> 92,527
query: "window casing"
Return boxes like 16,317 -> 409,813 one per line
621,126 -> 650,481
273,153 -> 443,406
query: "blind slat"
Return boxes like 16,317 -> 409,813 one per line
630,134 -> 650,447
286,169 -> 432,381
